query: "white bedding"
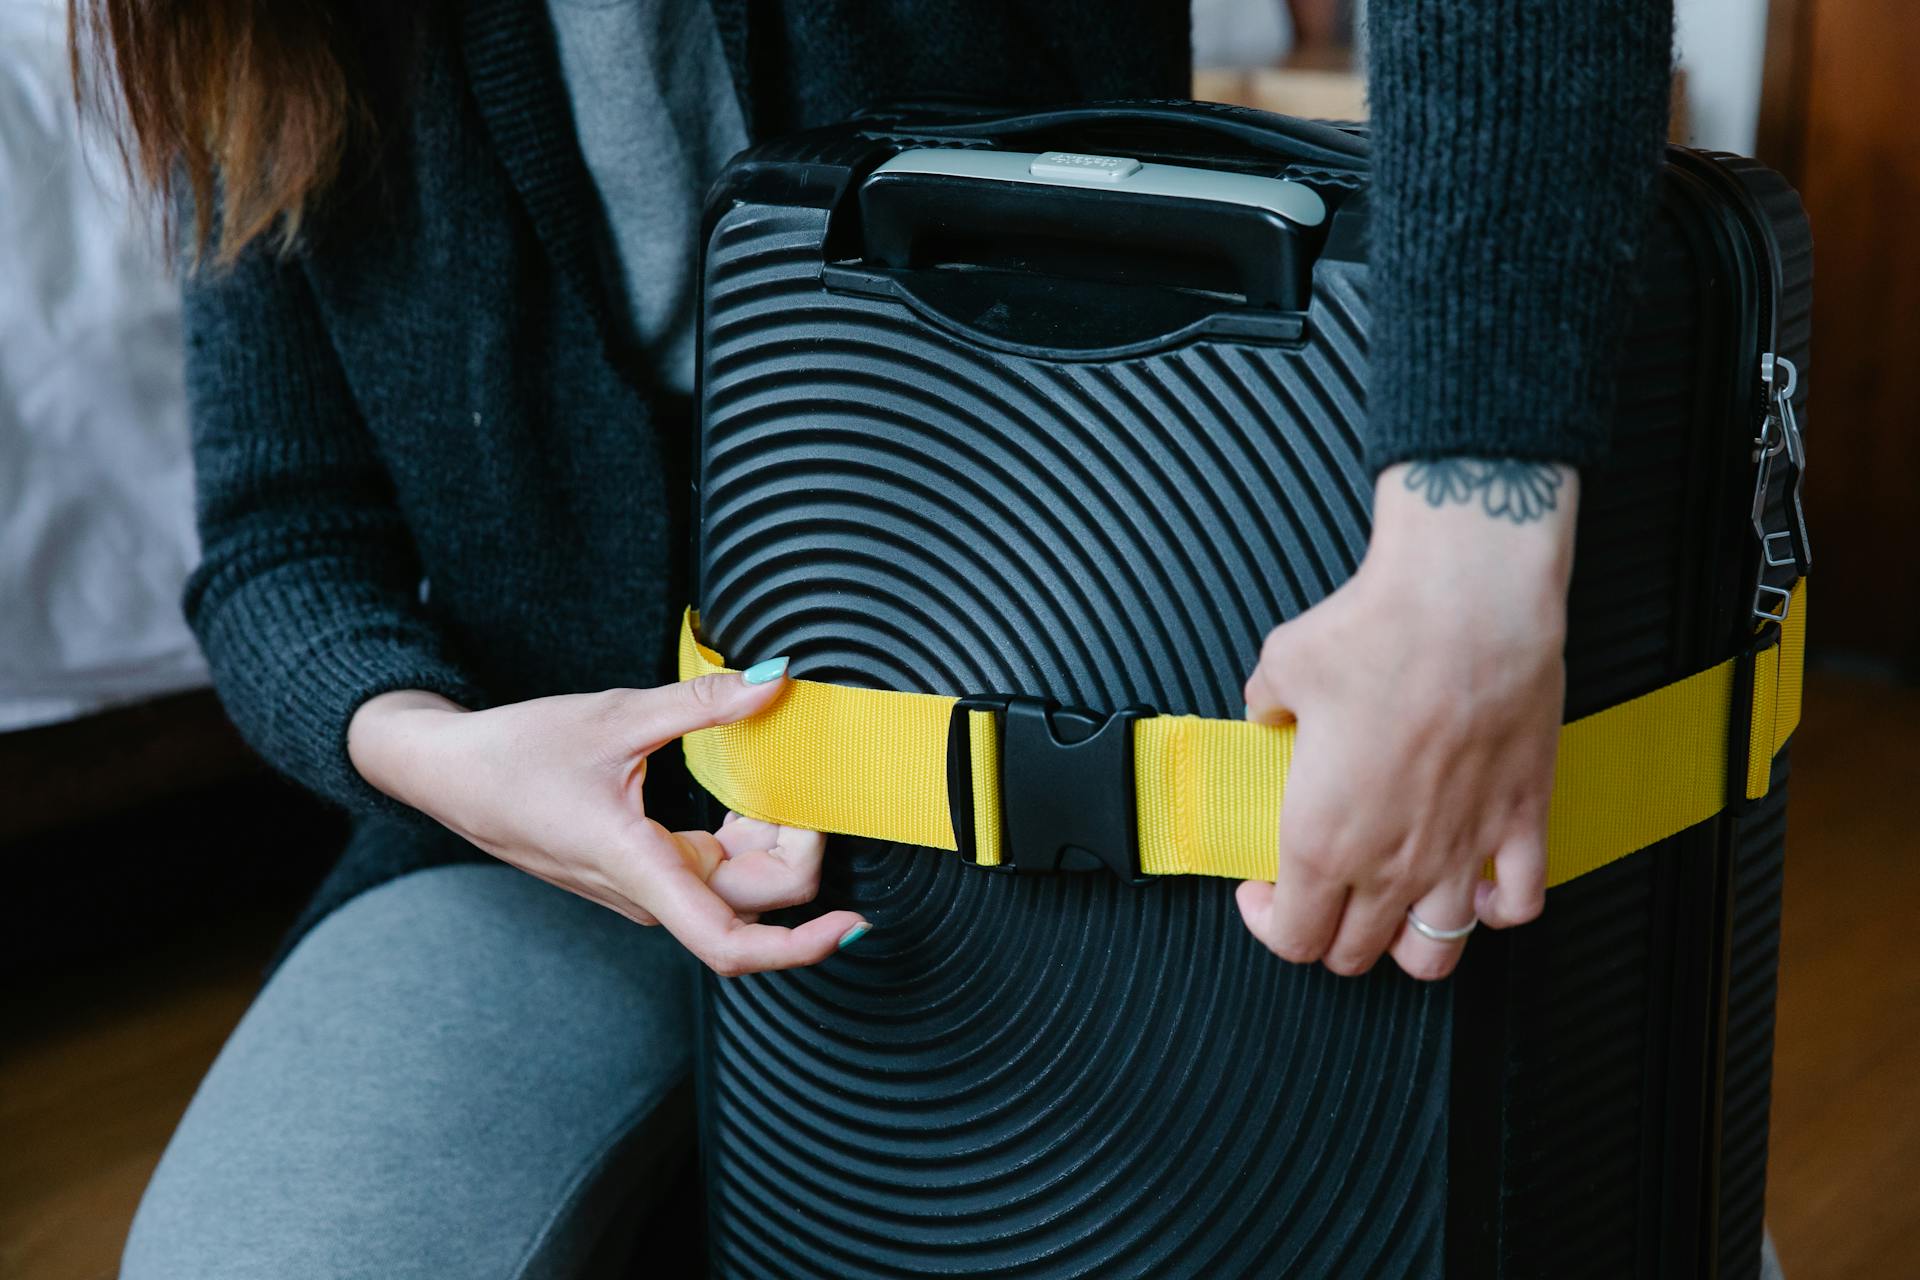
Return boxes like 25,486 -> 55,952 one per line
0,1 -> 206,731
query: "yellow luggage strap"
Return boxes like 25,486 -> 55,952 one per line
678,581 -> 1804,888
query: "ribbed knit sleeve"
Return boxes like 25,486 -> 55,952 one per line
180,248 -> 488,815
1364,0 -> 1674,471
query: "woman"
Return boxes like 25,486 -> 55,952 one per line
77,0 -> 1676,1275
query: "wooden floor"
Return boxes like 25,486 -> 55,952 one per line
1766,674 -> 1920,1278
0,912 -> 286,1280
1,672 -> 1916,1278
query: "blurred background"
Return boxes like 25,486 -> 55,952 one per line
3,1 -> 1915,1276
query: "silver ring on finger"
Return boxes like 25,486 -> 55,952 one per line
1405,906 -> 1478,943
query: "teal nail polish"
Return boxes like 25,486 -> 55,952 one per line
742,655 -> 790,685
836,922 -> 872,951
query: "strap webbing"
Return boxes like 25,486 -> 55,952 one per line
679,582 -> 1804,888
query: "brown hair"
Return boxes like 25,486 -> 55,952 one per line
69,0 -> 370,266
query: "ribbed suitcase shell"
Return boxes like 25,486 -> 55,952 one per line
689,107 -> 1810,1279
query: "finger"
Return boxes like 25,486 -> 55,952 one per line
1476,827 -> 1548,928
713,814 -> 814,861
642,849 -> 865,977
622,664 -> 793,755
1243,619 -> 1306,727
1389,872 -> 1480,982
1322,883 -> 1408,977
707,850 -> 825,913
1237,850 -> 1346,965
707,823 -> 827,914
671,828 -> 728,882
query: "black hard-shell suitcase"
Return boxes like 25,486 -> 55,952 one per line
686,102 -> 1811,1278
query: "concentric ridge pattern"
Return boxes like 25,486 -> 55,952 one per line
697,201 -> 1443,1280
692,157 -> 1802,1278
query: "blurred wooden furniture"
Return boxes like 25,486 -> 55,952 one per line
1192,66 -> 1368,121
1758,0 -> 1920,669
1194,65 -> 1697,144
0,693 -> 257,845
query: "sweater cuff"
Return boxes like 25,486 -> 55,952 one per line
197,595 -> 490,822
294,629 -> 491,822
1361,248 -> 1622,474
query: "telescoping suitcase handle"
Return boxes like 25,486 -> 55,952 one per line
857,146 -> 1328,310
859,98 -> 1372,170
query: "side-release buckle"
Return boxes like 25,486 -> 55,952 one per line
946,695 -> 1154,882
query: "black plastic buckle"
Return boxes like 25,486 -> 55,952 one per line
1725,620 -> 1785,808
946,695 -> 1155,883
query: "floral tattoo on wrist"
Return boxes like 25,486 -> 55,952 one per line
1401,459 -> 1565,524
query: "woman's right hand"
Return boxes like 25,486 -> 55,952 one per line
346,667 -> 868,976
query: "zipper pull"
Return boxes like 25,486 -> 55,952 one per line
1763,354 -> 1812,572
1749,353 -> 1810,624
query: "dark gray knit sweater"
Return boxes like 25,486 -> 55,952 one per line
181,0 -> 1674,933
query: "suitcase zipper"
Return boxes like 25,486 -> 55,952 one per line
1669,148 -> 1812,623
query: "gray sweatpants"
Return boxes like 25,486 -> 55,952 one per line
121,863 -> 697,1280
120,861 -> 1791,1279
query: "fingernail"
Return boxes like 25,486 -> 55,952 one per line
836,921 -> 871,951
742,655 -> 790,685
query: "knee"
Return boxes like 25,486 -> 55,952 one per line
119,1146 -> 263,1280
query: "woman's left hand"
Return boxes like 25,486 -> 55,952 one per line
1236,459 -> 1578,981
